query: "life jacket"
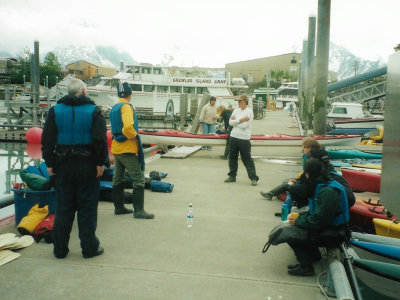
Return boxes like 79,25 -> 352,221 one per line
309,180 -> 350,226
109,102 -> 145,171
329,170 -> 356,208
33,214 -> 55,243
109,102 -> 132,142
17,204 -> 49,235
54,104 -> 95,145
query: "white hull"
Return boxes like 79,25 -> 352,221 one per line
59,86 -> 240,114
332,119 -> 384,129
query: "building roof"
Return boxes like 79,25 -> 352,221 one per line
65,60 -> 116,70
226,53 -> 301,65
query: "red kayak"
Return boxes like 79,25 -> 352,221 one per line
341,168 -> 381,193
350,202 -> 397,233
138,129 -> 361,147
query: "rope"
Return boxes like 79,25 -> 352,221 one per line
316,270 -> 330,300
386,219 -> 398,237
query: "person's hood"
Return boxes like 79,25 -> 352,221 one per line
57,94 -> 96,106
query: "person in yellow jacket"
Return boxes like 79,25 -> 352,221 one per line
109,82 -> 154,219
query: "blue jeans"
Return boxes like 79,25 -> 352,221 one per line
201,123 -> 216,149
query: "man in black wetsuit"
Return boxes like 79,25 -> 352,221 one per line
42,78 -> 108,259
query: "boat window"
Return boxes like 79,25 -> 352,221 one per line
103,79 -> 110,86
170,86 -> 182,93
131,84 -> 142,91
157,86 -> 169,93
196,87 -> 209,94
134,67 -> 140,73
143,85 -> 155,92
332,107 -> 347,114
153,68 -> 162,75
111,79 -> 119,87
142,67 -> 151,74
183,87 -> 195,94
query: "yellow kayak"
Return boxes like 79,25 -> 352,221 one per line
353,164 -> 382,170
373,218 -> 400,238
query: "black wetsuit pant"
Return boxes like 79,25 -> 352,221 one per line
287,241 -> 321,266
52,159 -> 100,258
228,136 -> 259,181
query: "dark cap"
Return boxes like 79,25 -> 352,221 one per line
117,82 -> 132,98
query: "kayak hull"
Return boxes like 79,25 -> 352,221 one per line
350,202 -> 396,233
139,130 -> 361,147
341,168 -> 381,193
373,218 -> 400,239
327,149 -> 382,159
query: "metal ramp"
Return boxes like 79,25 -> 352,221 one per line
328,80 -> 386,105
327,67 -> 387,113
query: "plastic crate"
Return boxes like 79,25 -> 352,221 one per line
12,189 -> 56,226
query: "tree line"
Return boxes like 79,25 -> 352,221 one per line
10,48 -> 63,88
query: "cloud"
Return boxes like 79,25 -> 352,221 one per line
1,0 -> 399,66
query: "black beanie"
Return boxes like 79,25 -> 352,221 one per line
304,158 -> 324,179
117,82 -> 132,98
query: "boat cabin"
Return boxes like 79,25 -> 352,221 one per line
327,102 -> 375,119
99,64 -> 246,97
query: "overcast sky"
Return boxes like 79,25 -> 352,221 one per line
0,0 -> 398,67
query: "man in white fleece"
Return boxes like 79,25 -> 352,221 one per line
224,94 -> 259,186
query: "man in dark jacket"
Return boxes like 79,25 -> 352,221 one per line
41,78 -> 108,259
287,158 -> 349,276
219,104 -> 233,159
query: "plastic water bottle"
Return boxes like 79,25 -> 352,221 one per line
289,201 -> 300,220
281,203 -> 289,221
285,193 -> 293,212
187,203 -> 193,227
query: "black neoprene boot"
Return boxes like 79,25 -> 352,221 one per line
132,187 -> 154,219
113,185 -> 133,215
260,181 -> 288,200
269,181 -> 289,196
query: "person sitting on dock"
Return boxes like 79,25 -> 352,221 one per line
260,137 -> 321,204
224,94 -> 259,186
41,78 -> 108,259
286,158 -> 350,276
309,148 -> 355,208
109,82 -> 154,219
199,96 -> 218,150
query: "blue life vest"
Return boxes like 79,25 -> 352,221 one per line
110,102 -> 130,142
109,102 -> 145,171
54,104 -> 95,145
309,180 -> 349,226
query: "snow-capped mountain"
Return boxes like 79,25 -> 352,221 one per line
41,45 -> 137,69
328,43 -> 385,79
291,42 -> 385,80
4,43 -> 385,80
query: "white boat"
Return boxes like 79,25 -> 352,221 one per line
327,102 -> 384,129
276,81 -> 298,109
139,129 -> 361,147
56,65 -> 248,114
